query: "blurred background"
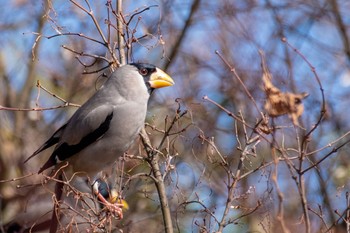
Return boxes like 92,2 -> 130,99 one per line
1,0 -> 350,232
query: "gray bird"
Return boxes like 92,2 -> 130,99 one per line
24,63 -> 174,232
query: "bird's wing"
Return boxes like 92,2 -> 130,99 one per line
38,105 -> 115,173
54,105 -> 114,161
32,104 -> 115,173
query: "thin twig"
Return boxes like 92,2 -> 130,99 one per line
70,0 -> 119,68
202,95 -> 273,146
271,145 -> 290,233
217,118 -> 249,231
301,138 -> 350,174
282,38 -> 326,142
305,130 -> 350,156
308,205 -> 330,231
62,45 -> 111,64
126,5 -> 158,26
216,50 -> 264,118
226,200 -> 262,225
1,80 -> 81,111
47,32 -> 105,46
202,95 -> 252,127
0,104 -> 78,112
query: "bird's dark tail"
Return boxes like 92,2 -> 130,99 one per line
23,122 -> 68,164
49,173 -> 64,233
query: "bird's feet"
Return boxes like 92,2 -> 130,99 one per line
92,179 -> 125,219
95,192 -> 124,219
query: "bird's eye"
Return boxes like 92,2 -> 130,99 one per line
139,68 -> 148,76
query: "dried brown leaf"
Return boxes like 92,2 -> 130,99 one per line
262,72 -> 308,126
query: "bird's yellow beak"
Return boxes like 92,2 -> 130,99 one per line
148,68 -> 174,88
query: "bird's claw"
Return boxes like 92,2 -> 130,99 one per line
96,192 -> 124,219
104,201 -> 124,219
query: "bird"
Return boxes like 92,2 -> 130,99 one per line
24,63 -> 174,232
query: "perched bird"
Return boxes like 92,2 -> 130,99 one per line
24,63 -> 174,232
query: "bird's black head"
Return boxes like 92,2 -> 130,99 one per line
130,63 -> 156,93
130,63 -> 174,94
130,63 -> 157,76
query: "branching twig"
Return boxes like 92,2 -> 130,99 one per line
271,144 -> 290,233
62,45 -> 111,64
202,95 -> 252,128
47,32 -> 106,46
226,200 -> 261,225
138,101 -> 187,233
282,38 -> 326,141
281,38 -> 328,233
217,119 -> 248,232
305,130 -> 350,156
301,138 -> 350,174
70,0 -> 120,68
215,50 -> 264,119
140,128 -> 174,233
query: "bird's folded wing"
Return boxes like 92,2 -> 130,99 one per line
25,104 -> 115,173
52,105 -> 114,162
